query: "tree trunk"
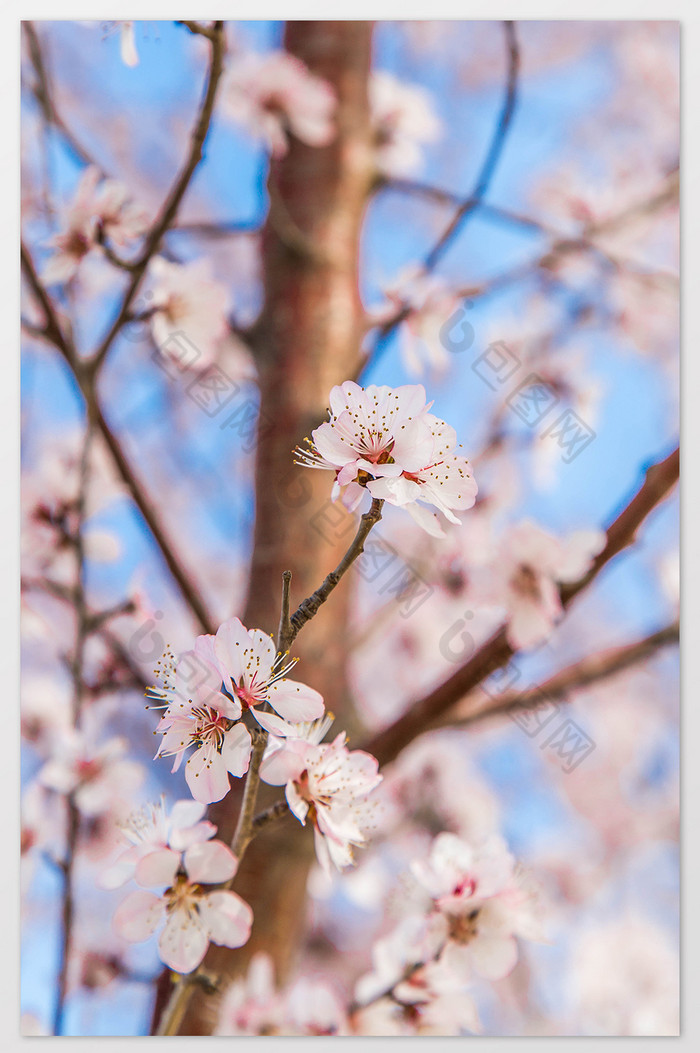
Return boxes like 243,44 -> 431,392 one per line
171,20 -> 374,1034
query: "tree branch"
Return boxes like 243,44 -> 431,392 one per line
429,619 -> 679,732
362,445 -> 679,767
289,499 -> 384,640
362,21 -> 520,374
88,21 -> 226,374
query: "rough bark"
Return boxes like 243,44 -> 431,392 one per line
172,20 -> 374,1034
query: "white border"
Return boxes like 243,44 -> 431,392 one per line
4,3 -> 695,1050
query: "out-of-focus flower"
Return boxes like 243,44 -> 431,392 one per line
216,953 -> 282,1035
261,717 -> 382,874
42,167 -> 147,284
570,916 -> 679,1035
220,51 -> 336,157
296,381 -> 477,535
411,832 -> 542,980
39,731 -> 144,817
284,975 -> 348,1036
380,271 -> 467,377
21,674 -> 72,753
100,797 -> 216,889
355,914 -> 446,1005
151,617 -> 324,803
473,520 -> 606,650
97,21 -> 140,66
43,168 -> 100,284
113,840 -> 252,974
370,71 -> 441,177
148,257 -> 232,367
117,21 -> 139,67
216,953 -> 348,1036
92,178 -> 148,246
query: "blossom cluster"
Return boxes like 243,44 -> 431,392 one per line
43,166 -> 148,284
147,616 -> 382,878
353,832 -> 542,1034
216,953 -> 348,1036
296,381 -> 478,537
109,799 -> 252,974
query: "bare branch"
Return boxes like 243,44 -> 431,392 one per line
89,21 -> 227,374
430,620 -> 679,732
362,446 -> 679,767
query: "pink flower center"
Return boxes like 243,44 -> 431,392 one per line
191,706 -> 230,749
231,672 -> 267,711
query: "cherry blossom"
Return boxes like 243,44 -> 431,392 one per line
354,916 -> 480,1036
220,51 -> 336,157
216,953 -> 347,1036
42,167 -> 147,284
370,71 -> 442,177
411,832 -> 542,980
151,617 -> 324,803
42,168 -> 100,284
216,953 -> 282,1035
113,839 -> 252,974
296,381 -> 477,534
473,521 -> 606,650
389,272 -> 467,377
100,796 -> 216,889
39,731 -> 144,817
260,717 -> 382,874
366,422 -> 478,537
284,976 -> 348,1036
147,257 -> 232,366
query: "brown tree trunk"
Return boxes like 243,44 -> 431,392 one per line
172,20 -> 374,1034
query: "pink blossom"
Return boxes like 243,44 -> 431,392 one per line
42,167 -> 147,284
148,257 -> 232,367
216,953 -> 282,1035
390,272 -> 466,377
370,71 -> 441,177
151,617 -> 324,803
43,167 -> 100,284
354,917 -> 480,1036
296,381 -> 477,534
220,51 -> 336,157
99,796 -> 216,889
260,718 -> 382,874
39,731 -> 144,817
113,840 -> 252,974
284,976 -> 348,1036
366,420 -> 478,537
411,832 -> 542,980
91,177 -> 148,246
477,521 -> 606,650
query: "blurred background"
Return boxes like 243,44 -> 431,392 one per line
21,19 -> 679,1036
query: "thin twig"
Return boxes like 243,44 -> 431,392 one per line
89,21 -> 226,374
156,500 -> 387,1033
362,21 -> 520,375
289,499 -> 384,640
52,422 -> 94,1035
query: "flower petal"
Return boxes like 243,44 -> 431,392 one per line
221,723 -> 252,777
185,745 -> 231,804
267,679 -> 324,723
113,889 -> 163,943
184,839 -> 238,884
158,910 -> 209,974
135,848 -> 181,889
199,891 -> 253,948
